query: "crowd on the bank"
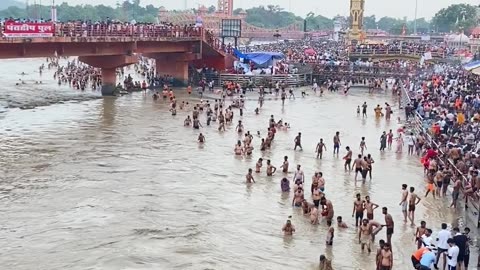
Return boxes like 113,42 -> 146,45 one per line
405,65 -> 480,203
351,41 -> 454,57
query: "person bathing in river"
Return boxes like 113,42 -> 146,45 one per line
266,159 -> 277,176
236,120 -> 244,133
184,116 -> 192,126
280,177 -> 290,192
360,137 -> 367,156
255,158 -> 263,173
192,118 -> 202,129
282,218 -> 295,236
245,168 -> 255,183
197,133 -> 205,143
234,140 -> 243,155
316,138 -> 327,159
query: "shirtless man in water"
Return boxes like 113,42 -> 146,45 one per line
333,131 -> 341,156
246,168 -> 255,183
197,133 -> 205,143
378,243 -> 393,270
294,132 -> 302,150
359,219 -> 373,253
365,195 -> 379,220
399,184 -> 408,223
408,186 -> 421,226
382,207 -> 394,245
292,187 -> 304,207
282,219 -> 295,236
266,160 -> 276,176
321,196 -> 334,223
279,156 -> 289,173
344,146 -> 353,172
352,193 -> 365,227
316,138 -> 327,159
353,154 -> 364,181
255,158 -> 263,173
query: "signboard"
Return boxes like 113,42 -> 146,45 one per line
3,22 -> 55,37
421,35 -> 431,41
221,19 -> 241,38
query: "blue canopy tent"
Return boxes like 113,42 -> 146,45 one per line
464,60 -> 480,71
244,52 -> 285,67
233,49 -> 285,67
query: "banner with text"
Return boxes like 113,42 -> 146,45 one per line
3,22 -> 55,37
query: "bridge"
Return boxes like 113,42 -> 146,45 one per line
0,24 -> 233,96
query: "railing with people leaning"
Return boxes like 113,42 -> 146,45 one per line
349,48 -> 446,59
194,72 -> 309,88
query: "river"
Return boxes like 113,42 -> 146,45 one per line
0,59 -> 472,270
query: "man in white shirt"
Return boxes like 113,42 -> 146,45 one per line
435,223 -> 451,270
405,132 -> 416,155
447,238 -> 459,270
421,228 -> 434,247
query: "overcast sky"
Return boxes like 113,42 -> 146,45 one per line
60,0 -> 479,19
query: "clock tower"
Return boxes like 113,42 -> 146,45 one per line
348,0 -> 365,42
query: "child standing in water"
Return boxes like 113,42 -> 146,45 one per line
360,137 -> 367,156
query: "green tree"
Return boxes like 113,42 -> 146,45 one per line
432,4 -> 477,33
407,18 -> 431,34
305,13 -> 333,31
243,6 -> 302,29
363,15 -> 376,30
207,5 -> 216,13
377,16 -> 405,34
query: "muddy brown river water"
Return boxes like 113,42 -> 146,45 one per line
0,59 -> 473,270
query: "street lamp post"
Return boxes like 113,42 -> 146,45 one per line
413,0 -> 418,35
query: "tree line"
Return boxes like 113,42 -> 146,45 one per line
0,1 -> 477,34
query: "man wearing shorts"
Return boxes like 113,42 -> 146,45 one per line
399,184 -> 408,223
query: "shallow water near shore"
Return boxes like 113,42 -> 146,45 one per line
0,60 -> 475,269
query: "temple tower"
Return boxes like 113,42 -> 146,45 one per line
217,0 -> 234,17
348,0 -> 365,42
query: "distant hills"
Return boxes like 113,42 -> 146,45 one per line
0,0 -> 25,11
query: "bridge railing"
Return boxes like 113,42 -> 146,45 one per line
194,73 -> 308,87
0,22 -> 205,39
349,48 -> 446,58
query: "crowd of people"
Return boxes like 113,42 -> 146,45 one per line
0,18 -> 204,39
14,15 -> 480,268
142,62 -> 479,269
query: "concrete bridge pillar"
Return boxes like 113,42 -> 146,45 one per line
78,55 -> 139,96
101,68 -> 117,96
145,53 -> 199,86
